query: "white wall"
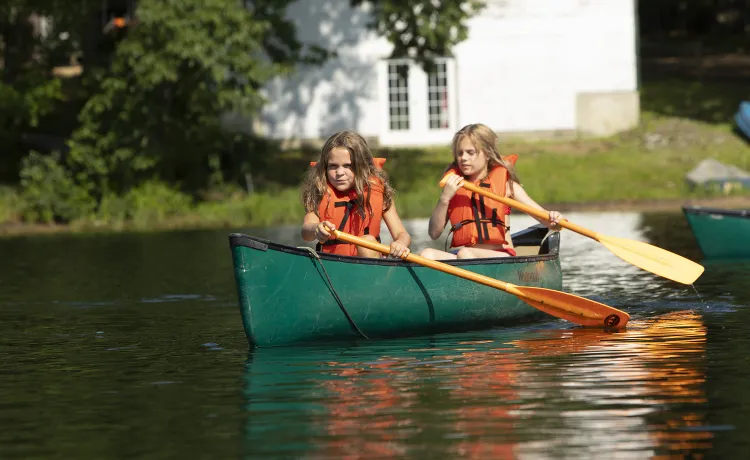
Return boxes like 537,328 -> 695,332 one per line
257,0 -> 637,145
569,0 -> 638,93
456,0 -> 637,133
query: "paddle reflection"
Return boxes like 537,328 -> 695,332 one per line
316,361 -> 415,457
509,311 -> 711,458
243,311 -> 710,458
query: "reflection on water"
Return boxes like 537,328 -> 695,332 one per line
243,311 -> 713,458
1,211 -> 748,458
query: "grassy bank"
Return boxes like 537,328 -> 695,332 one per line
2,81 -> 750,237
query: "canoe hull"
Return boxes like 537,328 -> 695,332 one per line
230,226 -> 562,347
683,206 -> 750,259
735,101 -> 750,140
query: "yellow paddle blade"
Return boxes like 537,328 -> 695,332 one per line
598,234 -> 705,285
445,177 -> 705,284
515,286 -> 630,328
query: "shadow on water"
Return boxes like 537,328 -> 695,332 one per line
640,211 -> 705,262
640,210 -> 750,300
241,310 -> 728,458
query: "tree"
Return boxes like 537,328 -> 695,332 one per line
65,0 -> 283,202
22,0 -> 486,222
0,0 -> 102,182
352,0 -> 485,70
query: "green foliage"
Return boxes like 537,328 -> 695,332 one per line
351,0 -> 485,70
19,151 -> 95,223
247,0 -> 332,67
639,0 -> 750,38
122,181 -> 194,228
5,111 -> 750,232
67,0 -> 279,200
0,0 -> 99,182
5,0 -> 488,225
0,74 -> 63,129
194,188 -> 304,227
0,73 -> 64,184
92,181 -> 193,228
0,186 -> 23,223
641,79 -> 748,124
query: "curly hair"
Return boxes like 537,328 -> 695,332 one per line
301,131 -> 394,218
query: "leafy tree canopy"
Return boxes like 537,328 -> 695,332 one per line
5,0 -> 487,222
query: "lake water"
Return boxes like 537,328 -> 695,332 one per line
1,211 -> 748,459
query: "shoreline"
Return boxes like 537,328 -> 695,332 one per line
2,195 -> 749,238
550,195 -> 750,213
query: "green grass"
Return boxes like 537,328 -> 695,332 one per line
509,115 -> 750,204
2,78 -> 750,235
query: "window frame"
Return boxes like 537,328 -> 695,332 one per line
378,57 -> 457,146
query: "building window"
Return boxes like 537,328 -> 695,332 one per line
388,63 -> 410,131
428,62 -> 449,130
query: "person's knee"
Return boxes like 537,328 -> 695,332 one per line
456,247 -> 475,259
419,247 -> 439,259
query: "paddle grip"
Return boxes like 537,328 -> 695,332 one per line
440,175 -> 599,240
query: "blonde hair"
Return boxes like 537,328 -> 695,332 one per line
448,123 -> 520,195
301,131 -> 394,218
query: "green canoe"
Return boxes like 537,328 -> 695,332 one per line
229,225 -> 562,347
683,206 -> 750,259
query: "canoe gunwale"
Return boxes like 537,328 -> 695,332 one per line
229,225 -> 560,267
683,206 -> 750,219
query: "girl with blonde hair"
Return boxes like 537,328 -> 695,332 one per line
420,123 -> 562,260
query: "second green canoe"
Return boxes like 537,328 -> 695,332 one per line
230,225 -> 563,347
683,206 -> 750,259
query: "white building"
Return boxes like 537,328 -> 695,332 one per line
256,0 -> 639,147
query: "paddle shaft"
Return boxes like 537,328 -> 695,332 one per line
331,230 -> 517,293
328,229 -> 630,326
445,177 -> 599,240
441,175 -> 704,285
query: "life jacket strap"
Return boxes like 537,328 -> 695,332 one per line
316,200 -> 381,252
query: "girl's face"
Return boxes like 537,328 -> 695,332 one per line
326,147 -> 355,192
456,137 -> 488,181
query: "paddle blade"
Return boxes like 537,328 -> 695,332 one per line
515,286 -> 630,328
599,235 -> 704,285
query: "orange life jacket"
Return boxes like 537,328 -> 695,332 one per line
445,155 -> 518,248
311,158 -> 386,256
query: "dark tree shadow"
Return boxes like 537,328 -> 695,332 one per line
259,0 -> 376,143
639,36 -> 750,125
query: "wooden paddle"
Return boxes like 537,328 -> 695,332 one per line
330,229 -> 630,328
440,175 -> 705,285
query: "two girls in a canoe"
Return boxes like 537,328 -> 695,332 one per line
419,123 -> 563,260
301,124 -> 561,260
300,130 -> 411,259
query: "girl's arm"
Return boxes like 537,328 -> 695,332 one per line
509,181 -> 562,229
382,201 -> 411,258
301,212 -> 336,242
428,174 -> 463,240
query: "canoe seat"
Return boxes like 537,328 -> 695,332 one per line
510,224 -> 555,256
513,245 -> 541,256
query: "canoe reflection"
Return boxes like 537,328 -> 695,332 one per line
243,311 -> 710,458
